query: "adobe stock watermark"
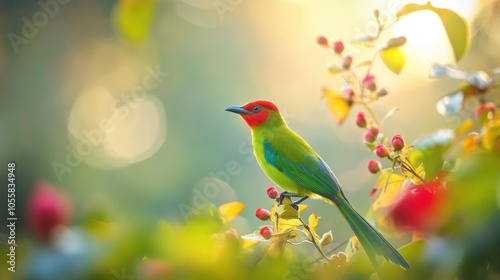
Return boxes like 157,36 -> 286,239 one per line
178,107 -> 296,221
174,0 -> 243,28
51,65 -> 169,182
7,0 -> 71,54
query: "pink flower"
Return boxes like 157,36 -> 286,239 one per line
26,181 -> 72,240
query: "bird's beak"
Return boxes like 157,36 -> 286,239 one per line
225,105 -> 252,115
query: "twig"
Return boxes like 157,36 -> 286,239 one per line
298,217 -> 331,260
308,239 -> 350,265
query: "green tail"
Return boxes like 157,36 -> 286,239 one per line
335,196 -> 410,270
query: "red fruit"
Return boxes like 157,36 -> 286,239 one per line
333,40 -> 344,54
26,181 -> 72,240
375,145 -> 389,158
259,226 -> 273,240
387,181 -> 447,232
316,35 -> 328,47
266,187 -> 279,199
356,112 -> 367,128
255,208 -> 271,221
391,135 -> 405,151
367,160 -> 381,174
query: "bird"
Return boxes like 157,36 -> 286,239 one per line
225,100 -> 410,270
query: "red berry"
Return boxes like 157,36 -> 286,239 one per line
391,135 -> 405,151
255,208 -> 271,221
355,112 -> 367,128
367,160 -> 381,174
316,35 -> 328,47
259,226 -> 273,240
333,40 -> 344,54
266,187 -> 279,199
375,145 -> 389,158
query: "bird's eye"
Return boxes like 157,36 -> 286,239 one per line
253,105 -> 262,112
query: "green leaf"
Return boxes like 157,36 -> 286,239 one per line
397,1 -> 469,61
413,129 -> 454,180
433,7 -> 469,62
113,0 -> 154,45
378,240 -> 428,278
380,47 -> 405,74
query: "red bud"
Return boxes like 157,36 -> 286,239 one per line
333,40 -> 344,54
363,125 -> 379,143
367,160 -> 381,174
266,187 -> 279,199
356,112 -> 367,128
255,208 -> 271,221
375,145 -> 389,158
363,74 -> 377,91
259,226 -> 273,240
342,55 -> 353,69
316,35 -> 328,47
391,135 -> 405,151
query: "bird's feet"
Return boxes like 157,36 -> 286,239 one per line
278,191 -> 309,211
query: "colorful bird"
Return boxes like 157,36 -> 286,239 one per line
225,100 -> 409,269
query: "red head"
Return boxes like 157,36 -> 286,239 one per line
225,100 -> 280,128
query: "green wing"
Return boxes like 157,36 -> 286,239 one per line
263,139 -> 342,200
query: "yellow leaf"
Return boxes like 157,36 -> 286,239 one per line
241,239 -> 258,250
322,87 -> 351,125
276,204 -> 300,220
455,119 -> 474,135
372,170 -> 405,212
218,201 -> 244,223
297,204 -> 308,213
308,214 -> 319,233
380,47 -> 405,74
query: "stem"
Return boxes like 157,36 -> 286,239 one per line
362,102 -> 382,127
400,160 -> 425,183
308,239 -> 349,265
299,217 -> 330,260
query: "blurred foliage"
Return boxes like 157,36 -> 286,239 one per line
2,0 -> 500,280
